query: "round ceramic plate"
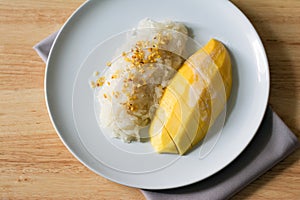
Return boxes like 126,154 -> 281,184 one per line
45,0 -> 269,189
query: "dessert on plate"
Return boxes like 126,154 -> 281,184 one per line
92,18 -> 232,155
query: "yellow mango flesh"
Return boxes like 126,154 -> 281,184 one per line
150,39 -> 232,155
149,114 -> 178,153
155,89 -> 197,154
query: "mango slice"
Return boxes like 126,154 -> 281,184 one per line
149,114 -> 178,154
149,39 -> 232,155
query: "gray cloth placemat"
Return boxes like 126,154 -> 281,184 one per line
34,32 -> 299,200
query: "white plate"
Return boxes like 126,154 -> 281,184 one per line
45,0 -> 269,189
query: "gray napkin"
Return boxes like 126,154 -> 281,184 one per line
34,32 -> 299,200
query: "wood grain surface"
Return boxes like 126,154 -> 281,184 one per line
0,0 -> 299,199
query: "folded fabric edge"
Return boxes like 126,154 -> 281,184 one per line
33,31 -> 59,62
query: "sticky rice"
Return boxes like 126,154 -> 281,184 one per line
97,19 -> 188,142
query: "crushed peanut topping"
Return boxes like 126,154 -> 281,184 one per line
141,78 -> 146,84
106,61 -> 112,67
125,102 -> 136,111
114,69 -> 121,75
89,81 -> 96,88
111,74 -> 118,79
113,91 -> 120,98
96,76 -> 106,87
93,71 -> 99,76
121,36 -> 166,71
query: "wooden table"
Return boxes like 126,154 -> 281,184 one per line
1,0 -> 299,199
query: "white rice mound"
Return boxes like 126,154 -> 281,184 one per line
98,18 -> 188,142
